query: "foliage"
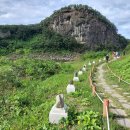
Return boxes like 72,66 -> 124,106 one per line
109,55 -> 130,82
0,25 -> 82,55
59,109 -> 102,130
69,91 -> 82,98
77,111 -> 102,130
81,51 -> 107,60
118,34 -> 128,49
0,52 -> 128,129
60,63 -> 74,73
12,58 -> 61,80
125,41 -> 130,53
0,24 -> 42,55
0,69 -> 23,88
0,54 -> 104,129
59,106 -> 79,128
34,27 -> 82,51
0,24 -> 41,40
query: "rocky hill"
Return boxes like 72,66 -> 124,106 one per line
41,5 -> 127,50
0,4 -> 128,54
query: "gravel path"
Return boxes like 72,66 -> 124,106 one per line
96,63 -> 130,128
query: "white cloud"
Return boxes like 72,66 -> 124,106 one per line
0,13 -> 15,18
0,0 -> 130,38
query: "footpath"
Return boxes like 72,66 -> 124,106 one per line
96,62 -> 130,128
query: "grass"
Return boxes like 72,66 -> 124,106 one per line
104,64 -> 130,116
0,52 -> 128,129
92,63 -> 129,130
108,55 -> 130,82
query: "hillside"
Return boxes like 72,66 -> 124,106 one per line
109,52 -> 130,82
0,4 -> 128,55
41,4 -> 128,50
0,24 -> 82,55
108,41 -> 130,82
1,3 -> 130,130
0,52 -> 127,129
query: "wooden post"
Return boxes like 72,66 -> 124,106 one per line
89,76 -> 91,86
92,86 -> 96,96
119,76 -> 122,82
103,99 -> 109,117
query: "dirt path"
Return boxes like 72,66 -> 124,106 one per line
96,63 -> 130,128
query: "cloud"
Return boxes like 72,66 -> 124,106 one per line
0,11 -> 7,16
0,0 -> 130,38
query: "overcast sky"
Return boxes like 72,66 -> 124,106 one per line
0,0 -> 130,38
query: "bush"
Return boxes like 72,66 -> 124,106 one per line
77,111 -> 102,130
60,63 -> 74,73
81,51 -> 107,60
59,108 -> 102,130
0,69 -> 23,89
13,58 -> 61,80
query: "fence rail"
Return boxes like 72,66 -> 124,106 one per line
95,91 -> 103,103
107,64 -> 130,85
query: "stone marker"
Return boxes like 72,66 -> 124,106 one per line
88,62 -> 91,66
82,66 -> 86,72
93,61 -> 95,64
78,69 -> 83,75
99,59 -> 101,63
73,72 -> 79,81
49,94 -> 68,124
84,64 -> 87,68
66,80 -> 75,93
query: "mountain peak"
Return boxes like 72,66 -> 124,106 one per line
41,4 -> 127,50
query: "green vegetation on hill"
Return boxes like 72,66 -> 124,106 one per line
0,4 -> 128,55
108,43 -> 130,82
0,24 -> 41,40
125,40 -> 130,53
0,25 -> 82,55
38,27 -> 82,52
109,55 -> 130,83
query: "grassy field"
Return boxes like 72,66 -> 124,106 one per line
108,55 -> 130,83
106,53 -> 130,102
103,54 -> 130,117
0,52 -> 128,130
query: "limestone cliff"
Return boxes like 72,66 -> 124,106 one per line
41,5 -> 124,50
0,4 -> 127,52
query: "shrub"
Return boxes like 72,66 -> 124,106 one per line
82,51 -> 107,60
13,58 -> 61,80
77,111 -> 102,130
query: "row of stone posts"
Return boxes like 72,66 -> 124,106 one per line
49,58 -> 106,124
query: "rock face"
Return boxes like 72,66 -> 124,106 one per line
44,5 -> 121,50
0,5 -> 127,51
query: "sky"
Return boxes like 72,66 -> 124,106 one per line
0,0 -> 130,38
